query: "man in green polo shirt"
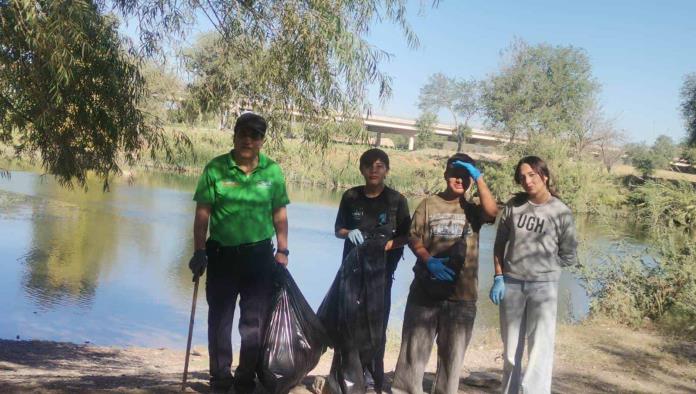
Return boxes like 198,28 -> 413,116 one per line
188,112 -> 290,393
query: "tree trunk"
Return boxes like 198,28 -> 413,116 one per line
449,109 -> 459,153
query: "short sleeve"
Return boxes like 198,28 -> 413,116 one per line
409,199 -> 427,243
271,165 -> 290,209
193,166 -> 215,205
395,195 -> 411,237
334,191 -> 351,233
462,198 -> 485,232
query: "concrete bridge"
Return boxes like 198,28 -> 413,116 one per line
363,114 -> 509,150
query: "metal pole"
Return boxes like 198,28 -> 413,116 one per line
181,274 -> 200,391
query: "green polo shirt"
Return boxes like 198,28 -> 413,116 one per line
193,151 -> 290,247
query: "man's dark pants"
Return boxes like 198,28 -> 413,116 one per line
205,239 -> 275,393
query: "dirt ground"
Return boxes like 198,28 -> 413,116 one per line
1,320 -> 695,394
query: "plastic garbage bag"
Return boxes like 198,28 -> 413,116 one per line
317,231 -> 389,352
260,267 -> 330,394
317,230 -> 389,394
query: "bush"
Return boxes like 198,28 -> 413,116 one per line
627,180 -> 696,239
575,180 -> 696,338
482,136 -> 624,213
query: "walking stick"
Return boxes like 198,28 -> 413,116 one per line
181,273 -> 200,391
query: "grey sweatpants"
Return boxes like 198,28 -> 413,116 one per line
392,299 -> 477,394
499,277 -> 559,394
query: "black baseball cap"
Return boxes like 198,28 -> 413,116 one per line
234,112 -> 267,138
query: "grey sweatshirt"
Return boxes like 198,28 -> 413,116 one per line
494,196 -> 578,281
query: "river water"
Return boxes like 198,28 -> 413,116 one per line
0,171 -> 590,348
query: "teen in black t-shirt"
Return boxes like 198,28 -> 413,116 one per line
335,184 -> 410,263
332,148 -> 410,393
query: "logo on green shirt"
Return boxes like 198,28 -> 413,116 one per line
220,181 -> 239,188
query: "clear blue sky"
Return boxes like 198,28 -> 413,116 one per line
365,0 -> 696,144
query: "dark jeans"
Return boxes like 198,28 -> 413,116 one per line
365,258 -> 398,391
206,239 -> 276,393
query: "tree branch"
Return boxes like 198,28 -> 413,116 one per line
194,1 -> 229,40
0,92 -> 34,126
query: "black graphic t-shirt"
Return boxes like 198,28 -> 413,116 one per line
334,186 -> 411,266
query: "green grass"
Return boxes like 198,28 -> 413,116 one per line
141,126 -> 451,196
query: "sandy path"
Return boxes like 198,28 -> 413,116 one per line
1,320 -> 695,393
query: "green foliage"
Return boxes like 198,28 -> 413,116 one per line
578,239 -> 696,335
481,39 -> 599,142
390,135 -> 411,150
297,119 -> 367,152
415,112 -> 437,149
418,73 -> 480,152
681,73 -> 696,147
576,181 -> 696,337
140,61 -> 185,123
0,0 -> 187,188
2,0 -> 430,187
130,0 -> 425,148
627,180 -> 696,239
457,124 -> 473,143
483,135 -> 624,213
633,156 -> 657,178
683,146 -> 696,165
652,135 -> 678,168
625,137 -> 676,177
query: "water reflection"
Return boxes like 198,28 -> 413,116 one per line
20,186 -> 119,309
0,170 -> 602,348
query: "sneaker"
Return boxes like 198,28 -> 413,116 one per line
364,370 -> 376,393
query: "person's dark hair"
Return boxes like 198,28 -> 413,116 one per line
444,153 -> 475,179
514,155 -> 559,198
359,148 -> 390,169
234,112 -> 267,137
445,153 -> 475,169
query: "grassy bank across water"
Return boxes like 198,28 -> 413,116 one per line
144,126 -> 456,196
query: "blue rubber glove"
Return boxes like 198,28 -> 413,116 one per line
347,229 -> 364,245
452,160 -> 482,181
490,275 -> 505,305
426,256 -> 455,282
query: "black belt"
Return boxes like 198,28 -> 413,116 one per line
218,238 -> 272,254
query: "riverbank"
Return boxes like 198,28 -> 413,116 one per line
1,319 -> 694,393
5,126 -> 696,205
0,125 -> 501,197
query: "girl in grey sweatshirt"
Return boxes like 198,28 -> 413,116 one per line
490,156 -> 578,394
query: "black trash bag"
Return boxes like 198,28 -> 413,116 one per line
259,267 -> 331,394
317,229 -> 390,394
317,230 -> 389,352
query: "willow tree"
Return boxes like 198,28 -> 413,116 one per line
113,0 -> 422,150
0,1 -> 187,188
1,0 -> 425,186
